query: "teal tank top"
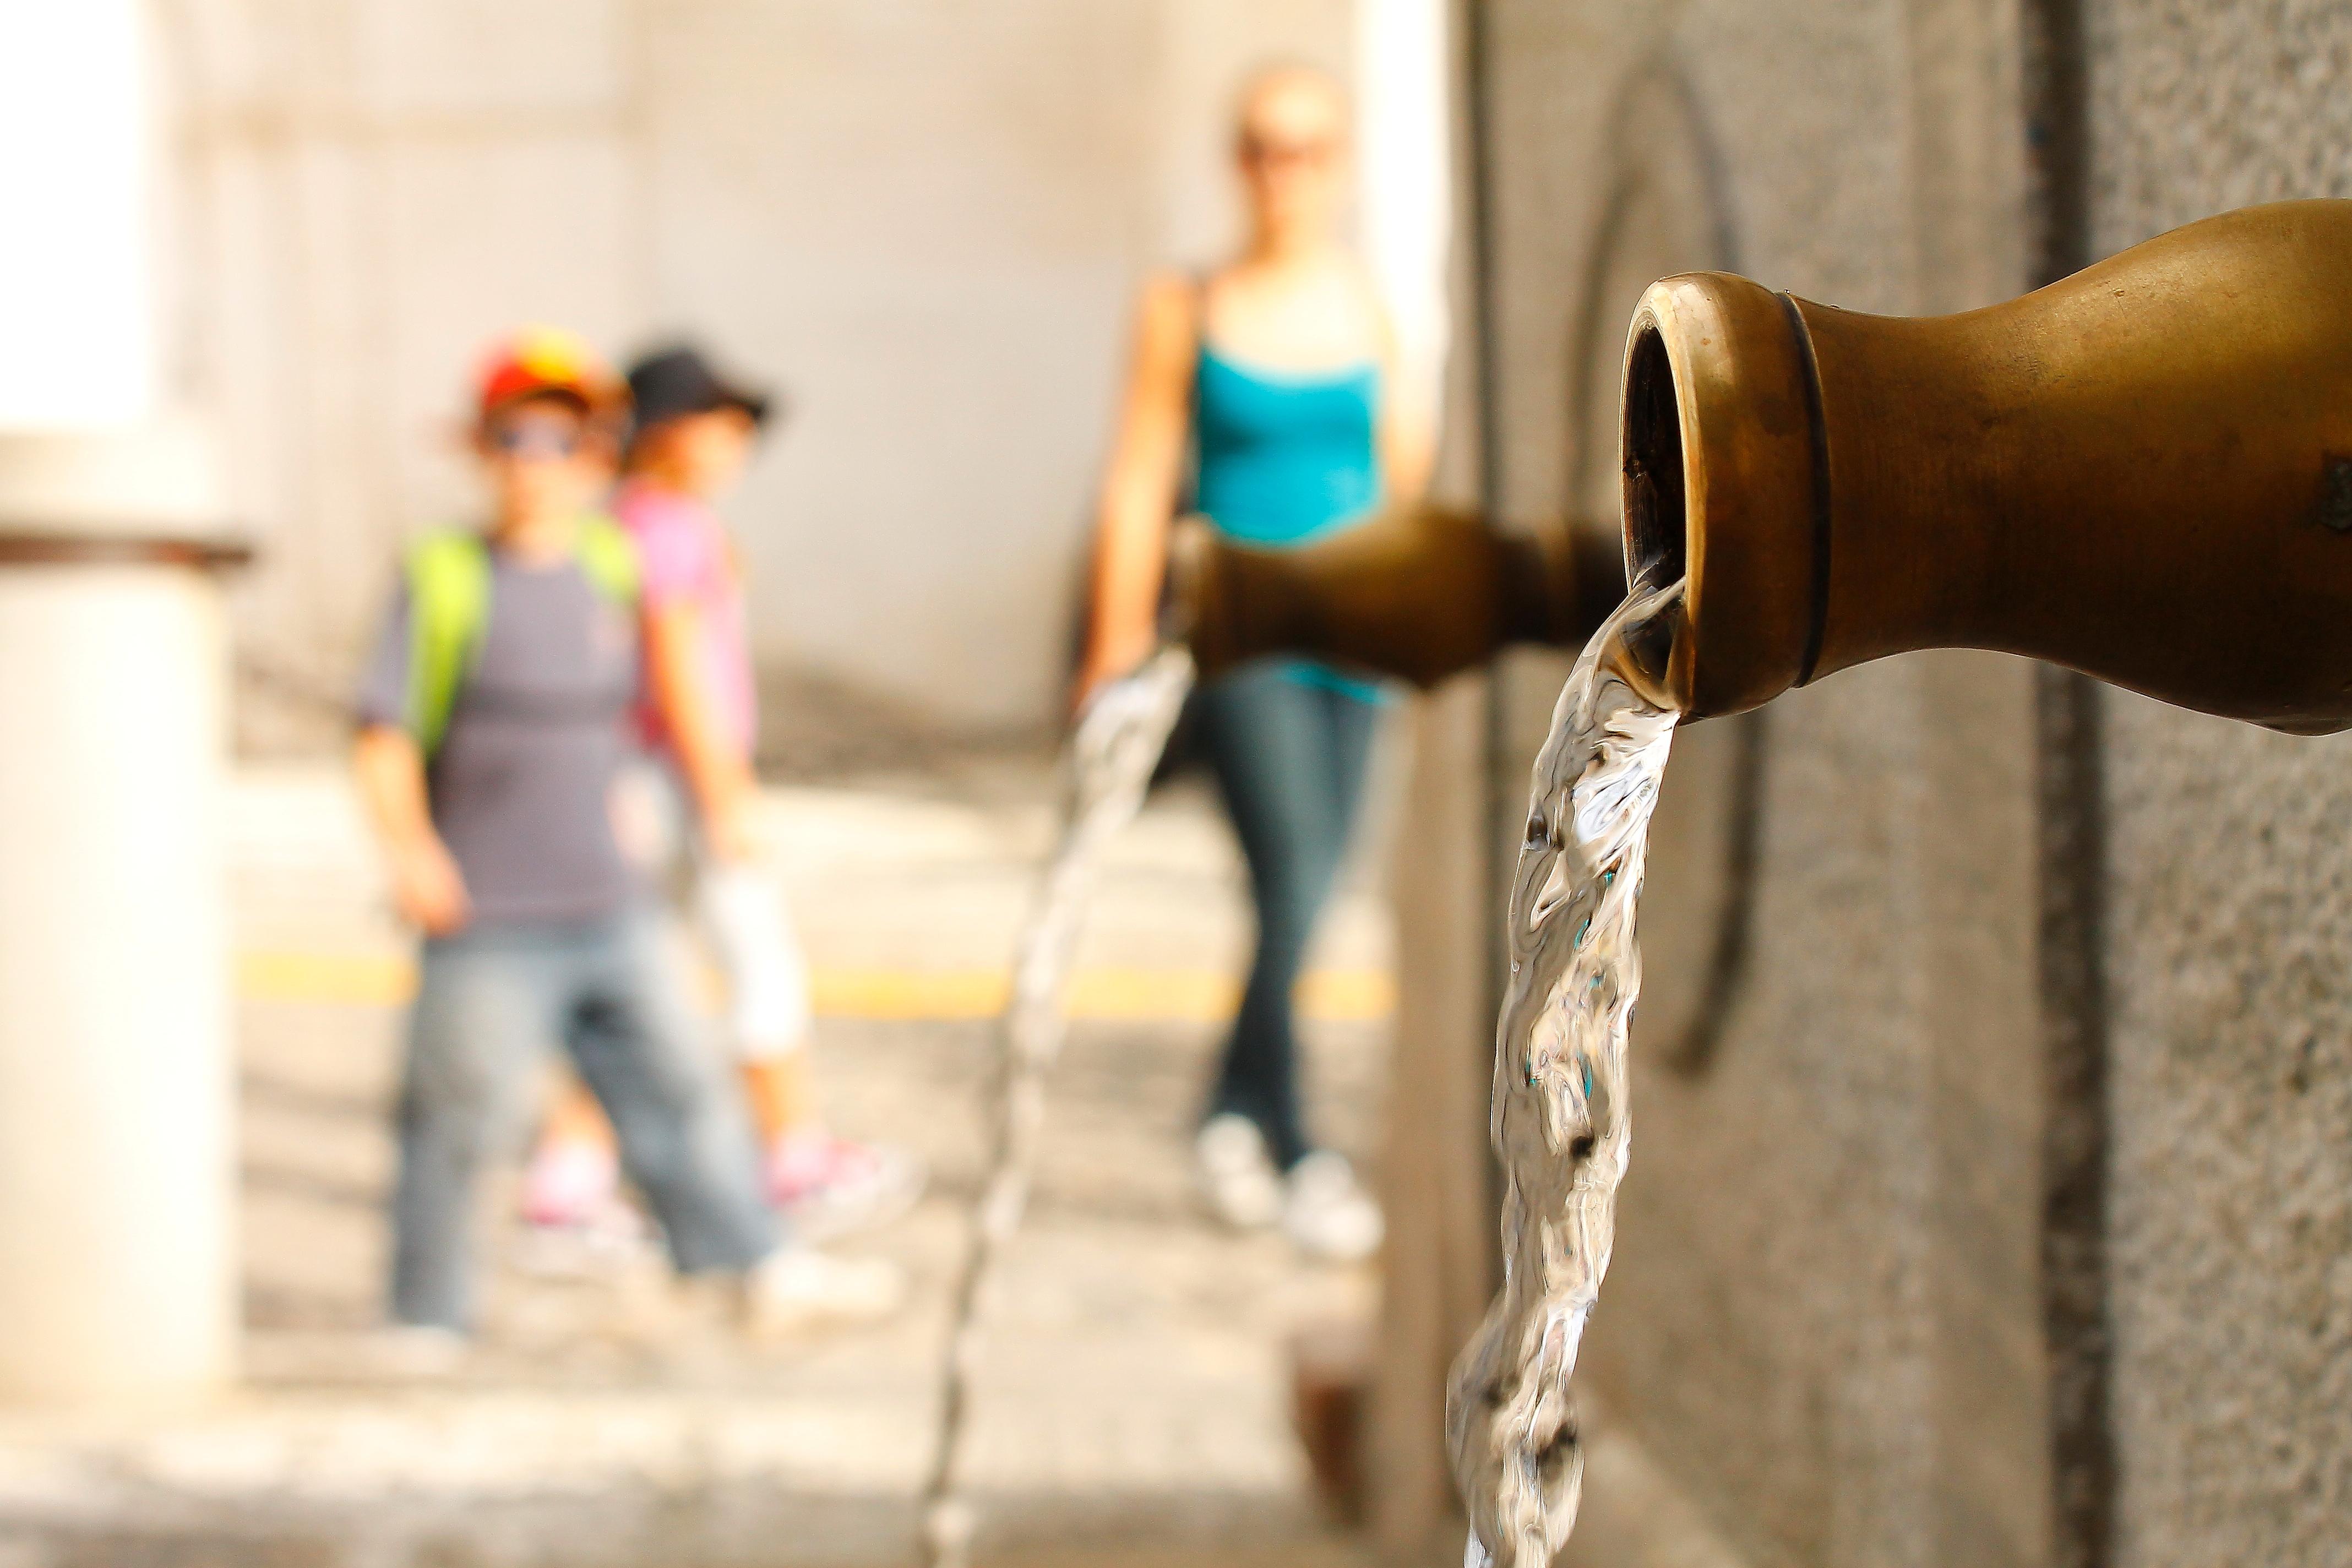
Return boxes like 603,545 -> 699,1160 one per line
1194,343 -> 1384,700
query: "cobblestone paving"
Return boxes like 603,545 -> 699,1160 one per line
0,764 -> 1392,1568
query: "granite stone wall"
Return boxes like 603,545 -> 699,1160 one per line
1395,1 -> 2352,1563
2088,6 -> 2352,1561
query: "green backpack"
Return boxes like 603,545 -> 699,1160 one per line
402,515 -> 640,756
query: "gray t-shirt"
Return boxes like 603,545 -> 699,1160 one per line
356,547 -> 640,927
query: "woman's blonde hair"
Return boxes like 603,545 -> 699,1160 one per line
1232,59 -> 1351,141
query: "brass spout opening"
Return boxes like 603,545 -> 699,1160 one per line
1623,273 -> 1820,719
1625,202 -> 2352,733
1622,325 -> 1686,596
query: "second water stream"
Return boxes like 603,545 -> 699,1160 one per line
922,575 -> 1686,1568
920,647 -> 1197,1568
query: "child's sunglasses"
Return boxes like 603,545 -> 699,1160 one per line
485,419 -> 586,459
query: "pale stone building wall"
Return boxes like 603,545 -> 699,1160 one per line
156,0 -> 1359,747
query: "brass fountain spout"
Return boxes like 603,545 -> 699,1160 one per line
1173,503 -> 1626,686
1625,199 -> 2352,733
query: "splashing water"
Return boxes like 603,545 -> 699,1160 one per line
1446,578 -> 1686,1566
921,647 -> 1196,1568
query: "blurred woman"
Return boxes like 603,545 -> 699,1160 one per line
1076,64 -> 1433,1262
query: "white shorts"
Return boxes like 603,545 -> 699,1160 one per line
618,759 -> 812,1060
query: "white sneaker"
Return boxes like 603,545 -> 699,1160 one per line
1283,1151 -> 1384,1263
743,1246 -> 906,1335
1196,1113 -> 1283,1230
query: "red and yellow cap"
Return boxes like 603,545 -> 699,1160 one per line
472,325 -> 625,422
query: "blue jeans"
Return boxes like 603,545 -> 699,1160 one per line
1195,663 -> 1379,1170
389,911 -> 777,1329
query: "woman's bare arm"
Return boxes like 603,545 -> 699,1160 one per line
1374,300 -> 1438,505
644,600 -> 758,861
1075,271 -> 1199,704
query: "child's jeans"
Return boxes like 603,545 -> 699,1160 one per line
389,910 -> 777,1330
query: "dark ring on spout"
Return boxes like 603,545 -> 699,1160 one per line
1774,292 -> 1833,688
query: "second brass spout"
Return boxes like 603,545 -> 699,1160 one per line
1629,198 -> 2352,733
1174,504 -> 1625,687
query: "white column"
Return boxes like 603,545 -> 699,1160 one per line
0,1 -> 237,1404
0,445 -> 237,1404
1354,0 -> 1454,406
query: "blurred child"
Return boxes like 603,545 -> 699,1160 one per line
520,343 -> 922,1244
352,328 -> 901,1344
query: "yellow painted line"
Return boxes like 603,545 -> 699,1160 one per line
235,951 -> 1395,1022
810,968 -> 1006,1020
238,950 -> 414,1008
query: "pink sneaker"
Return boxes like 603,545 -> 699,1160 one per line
515,1141 -> 647,1276
521,1140 -> 618,1229
766,1133 -> 925,1241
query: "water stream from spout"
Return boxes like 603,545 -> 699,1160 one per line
920,646 -> 1197,1568
1447,578 -> 1686,1567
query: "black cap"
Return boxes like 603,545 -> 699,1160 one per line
625,344 -> 778,435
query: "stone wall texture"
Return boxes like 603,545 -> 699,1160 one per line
1407,2 -> 2352,1565
2089,5 -> 2352,1560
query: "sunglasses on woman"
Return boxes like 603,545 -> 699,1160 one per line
1240,134 -> 1337,170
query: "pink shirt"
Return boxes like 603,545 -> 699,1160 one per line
616,480 -> 758,759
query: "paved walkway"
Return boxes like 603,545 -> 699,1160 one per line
0,762 -> 1393,1568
